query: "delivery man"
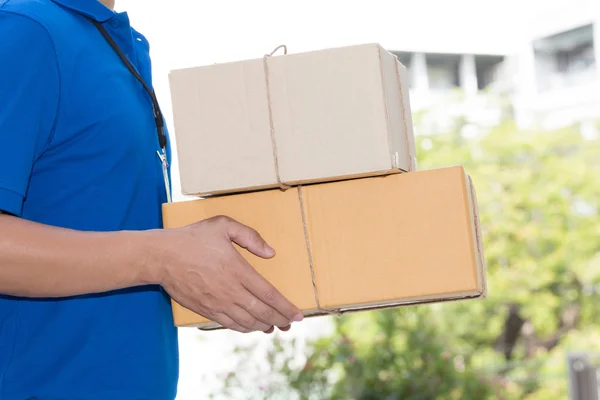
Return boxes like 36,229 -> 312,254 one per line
0,0 -> 303,398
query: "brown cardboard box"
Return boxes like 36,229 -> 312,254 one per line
168,43 -> 416,196
162,166 -> 486,329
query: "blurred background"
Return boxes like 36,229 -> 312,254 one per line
116,0 -> 600,398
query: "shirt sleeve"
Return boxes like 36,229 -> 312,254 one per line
0,12 -> 59,216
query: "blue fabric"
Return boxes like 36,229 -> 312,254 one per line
0,0 -> 178,398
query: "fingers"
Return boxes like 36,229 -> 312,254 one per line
221,220 -> 304,324
234,287 -> 291,328
210,313 -> 251,334
263,326 -> 275,334
212,311 -> 289,335
184,215 -> 303,334
241,266 -> 304,324
224,218 -> 275,259
226,304 -> 272,332
205,313 -> 290,334
264,325 -> 291,334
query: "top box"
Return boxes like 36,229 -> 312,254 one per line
168,43 -> 417,196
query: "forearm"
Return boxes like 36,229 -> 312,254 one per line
0,213 -> 159,298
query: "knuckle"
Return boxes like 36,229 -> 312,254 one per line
247,229 -> 262,243
213,314 -> 250,334
202,297 -> 224,314
209,303 -> 225,315
243,316 -> 258,329
231,266 -> 248,281
229,267 -> 248,286
222,321 -> 242,332
196,304 -> 215,318
263,289 -> 276,303
260,307 -> 274,322
254,322 -> 269,332
212,313 -> 231,327
211,215 -> 232,225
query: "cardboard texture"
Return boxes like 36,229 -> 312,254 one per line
168,43 -> 416,196
162,166 -> 487,330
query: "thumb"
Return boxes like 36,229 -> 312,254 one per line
226,220 -> 275,259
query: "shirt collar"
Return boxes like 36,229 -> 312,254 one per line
51,0 -> 116,22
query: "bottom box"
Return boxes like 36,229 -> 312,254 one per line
162,166 -> 487,330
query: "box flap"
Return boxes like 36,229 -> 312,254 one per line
378,45 -> 416,172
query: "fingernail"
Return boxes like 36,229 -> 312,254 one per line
264,243 -> 275,256
292,313 -> 304,322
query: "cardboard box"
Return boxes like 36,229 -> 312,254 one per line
162,166 -> 486,330
168,43 -> 416,196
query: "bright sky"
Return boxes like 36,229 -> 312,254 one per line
111,1 -> 597,398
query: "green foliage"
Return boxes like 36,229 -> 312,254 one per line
212,118 -> 600,399
287,309 -> 505,400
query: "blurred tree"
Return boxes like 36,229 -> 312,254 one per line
212,118 -> 600,400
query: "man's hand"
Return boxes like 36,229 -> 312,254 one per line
148,216 -> 304,334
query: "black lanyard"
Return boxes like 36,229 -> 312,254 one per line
86,17 -> 172,202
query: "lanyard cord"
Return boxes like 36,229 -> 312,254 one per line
86,17 -> 172,203
86,17 -> 167,151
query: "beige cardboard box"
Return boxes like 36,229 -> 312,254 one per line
162,166 -> 486,330
168,43 -> 416,196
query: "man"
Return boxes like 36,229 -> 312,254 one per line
0,0 -> 303,398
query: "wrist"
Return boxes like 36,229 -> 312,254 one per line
129,229 -> 166,286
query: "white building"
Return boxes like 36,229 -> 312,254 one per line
390,50 -> 510,134
513,1 -> 600,135
388,0 -> 600,136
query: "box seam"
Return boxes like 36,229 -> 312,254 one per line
295,185 -> 322,311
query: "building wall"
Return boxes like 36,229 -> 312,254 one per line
509,0 -> 600,131
392,2 -> 600,135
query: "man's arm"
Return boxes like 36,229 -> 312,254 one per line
0,212 -> 153,297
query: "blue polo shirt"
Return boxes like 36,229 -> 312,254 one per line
0,0 -> 178,399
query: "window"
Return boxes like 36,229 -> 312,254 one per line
533,23 -> 597,91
